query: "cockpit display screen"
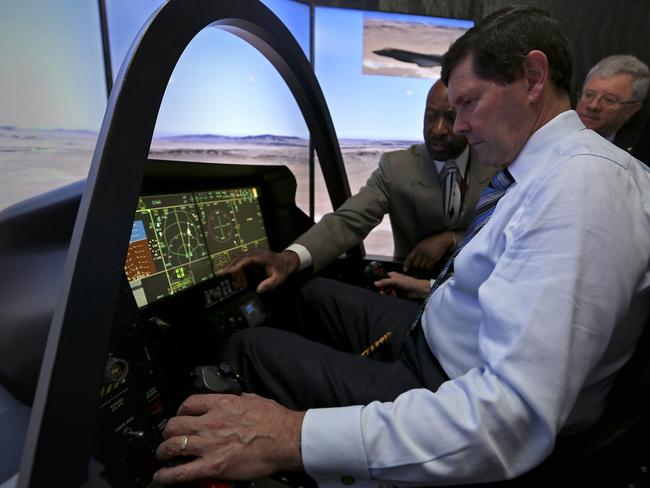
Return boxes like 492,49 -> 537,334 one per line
194,188 -> 269,272
125,187 -> 269,308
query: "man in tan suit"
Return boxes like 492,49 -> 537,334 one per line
224,79 -> 496,294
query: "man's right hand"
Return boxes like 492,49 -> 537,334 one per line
216,249 -> 300,294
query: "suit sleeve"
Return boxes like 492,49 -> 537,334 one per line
295,154 -> 392,272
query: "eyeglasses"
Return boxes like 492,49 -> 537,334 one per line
578,90 -> 638,108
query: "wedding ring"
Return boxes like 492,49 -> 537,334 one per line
180,433 -> 190,453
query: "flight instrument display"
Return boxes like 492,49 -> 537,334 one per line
125,187 -> 269,307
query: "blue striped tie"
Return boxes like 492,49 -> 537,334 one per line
434,168 -> 515,287
407,168 -> 515,334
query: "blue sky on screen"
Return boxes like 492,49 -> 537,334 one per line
107,0 -> 311,138
0,0 -> 471,141
0,0 -> 106,131
0,0 -> 309,136
315,6 -> 472,141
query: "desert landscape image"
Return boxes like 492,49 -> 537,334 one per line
1,3 -> 442,261
0,127 -> 416,256
362,17 -> 469,79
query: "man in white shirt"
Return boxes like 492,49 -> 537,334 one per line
153,6 -> 650,487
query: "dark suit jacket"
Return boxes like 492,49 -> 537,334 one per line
613,121 -> 642,154
295,143 -> 496,272
631,117 -> 650,166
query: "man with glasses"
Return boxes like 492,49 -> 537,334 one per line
576,54 -> 649,152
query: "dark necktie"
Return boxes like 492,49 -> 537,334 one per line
439,160 -> 464,227
407,168 -> 515,334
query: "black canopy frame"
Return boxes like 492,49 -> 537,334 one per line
18,1 -> 349,486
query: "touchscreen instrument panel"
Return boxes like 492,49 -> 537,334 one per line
124,187 -> 269,307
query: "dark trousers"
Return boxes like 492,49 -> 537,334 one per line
217,277 -> 448,410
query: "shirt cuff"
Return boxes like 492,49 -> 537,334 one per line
301,406 -> 372,488
285,243 -> 312,270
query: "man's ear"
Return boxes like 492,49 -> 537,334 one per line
523,50 -> 549,102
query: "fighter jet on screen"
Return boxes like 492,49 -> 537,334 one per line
372,48 -> 444,68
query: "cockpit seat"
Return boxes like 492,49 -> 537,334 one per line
0,181 -> 82,406
0,384 -> 30,485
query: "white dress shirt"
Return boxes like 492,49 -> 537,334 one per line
432,145 -> 469,178
300,111 -> 650,487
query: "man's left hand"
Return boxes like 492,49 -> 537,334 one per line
154,393 -> 305,485
403,231 -> 455,272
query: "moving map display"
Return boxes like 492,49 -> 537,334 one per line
125,187 -> 269,307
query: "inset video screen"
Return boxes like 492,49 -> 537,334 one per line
125,187 -> 269,307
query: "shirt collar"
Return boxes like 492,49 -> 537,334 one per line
433,145 -> 470,177
507,110 -> 585,186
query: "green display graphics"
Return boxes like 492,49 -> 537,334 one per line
125,188 -> 268,307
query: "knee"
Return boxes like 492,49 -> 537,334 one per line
299,277 -> 336,302
216,327 -> 298,395
221,327 -> 269,357
215,328 -> 270,383
297,277 -> 350,314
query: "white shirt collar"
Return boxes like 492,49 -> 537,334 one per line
433,145 -> 470,177
507,110 -> 585,186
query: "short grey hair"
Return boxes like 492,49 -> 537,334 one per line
585,54 -> 650,102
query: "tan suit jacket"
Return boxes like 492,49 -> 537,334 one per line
296,143 -> 496,272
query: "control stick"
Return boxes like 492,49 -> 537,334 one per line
191,363 -> 243,395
